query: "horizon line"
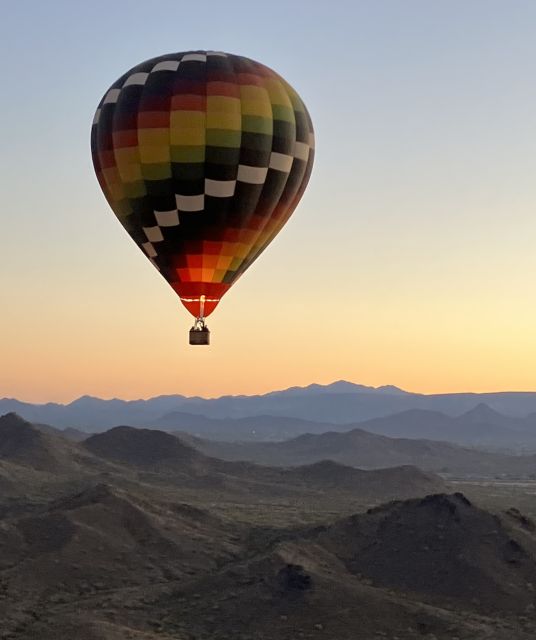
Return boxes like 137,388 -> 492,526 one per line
4,379 -> 536,406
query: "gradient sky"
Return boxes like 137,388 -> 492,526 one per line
2,1 -> 536,402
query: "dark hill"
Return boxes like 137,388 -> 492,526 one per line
0,413 -> 88,474
0,413 -> 50,460
2,482 -> 239,601
84,426 -> 202,467
313,492 -> 536,614
155,493 -> 536,640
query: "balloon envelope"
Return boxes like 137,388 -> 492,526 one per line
91,51 -> 314,318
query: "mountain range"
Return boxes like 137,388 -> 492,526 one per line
160,403 -> 536,451
6,380 -> 536,433
6,381 -> 536,453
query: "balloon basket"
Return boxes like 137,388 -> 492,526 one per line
189,326 -> 210,345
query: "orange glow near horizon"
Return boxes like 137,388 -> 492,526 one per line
4,245 -> 536,404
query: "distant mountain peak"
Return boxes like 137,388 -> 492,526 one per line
70,394 -> 101,403
376,384 -> 408,395
459,403 -> 508,425
324,380 -> 367,391
267,380 -> 408,398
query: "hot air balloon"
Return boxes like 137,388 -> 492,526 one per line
91,51 -> 314,344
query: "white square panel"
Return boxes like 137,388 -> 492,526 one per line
142,242 -> 157,258
123,72 -> 149,87
237,165 -> 268,184
176,194 -> 205,211
143,226 -> 164,243
293,141 -> 309,161
205,179 -> 236,198
269,152 -> 293,173
182,53 -> 206,63
103,88 -> 121,104
152,60 -> 180,72
155,210 -> 180,226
